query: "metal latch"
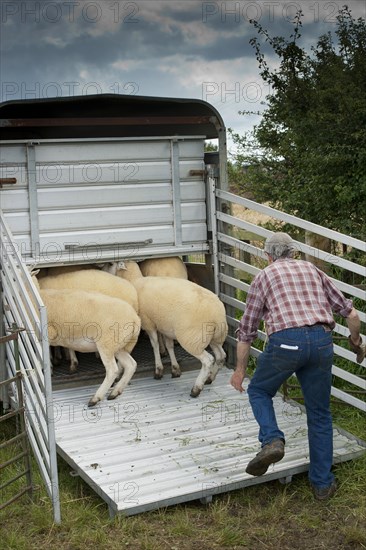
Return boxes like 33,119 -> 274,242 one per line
0,178 -> 17,187
189,169 -> 206,177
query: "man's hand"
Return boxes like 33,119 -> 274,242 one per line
230,370 -> 245,393
231,341 -> 251,392
348,335 -> 366,364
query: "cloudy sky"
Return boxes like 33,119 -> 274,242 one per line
1,0 -> 365,152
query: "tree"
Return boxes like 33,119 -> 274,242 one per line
231,6 -> 366,241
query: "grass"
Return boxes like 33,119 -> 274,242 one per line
1,392 -> 366,550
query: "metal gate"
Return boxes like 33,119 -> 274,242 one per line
211,188 -> 366,412
0,359 -> 33,511
0,213 -> 61,522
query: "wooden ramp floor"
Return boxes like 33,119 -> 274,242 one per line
52,368 -> 366,517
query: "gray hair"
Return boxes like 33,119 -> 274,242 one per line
264,232 -> 296,261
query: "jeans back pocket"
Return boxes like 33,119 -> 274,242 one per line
316,342 -> 334,372
273,343 -> 303,372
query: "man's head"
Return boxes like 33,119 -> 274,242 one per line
264,232 -> 296,262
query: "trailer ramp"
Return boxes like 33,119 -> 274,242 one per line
52,368 -> 366,517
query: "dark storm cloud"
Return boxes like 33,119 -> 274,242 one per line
1,0 -> 253,62
0,0 -> 260,100
1,0 -> 365,139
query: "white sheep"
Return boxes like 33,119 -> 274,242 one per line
115,260 -> 228,397
32,277 -> 141,406
42,265 -> 90,277
44,262 -> 124,278
138,257 -> 188,355
38,269 -> 138,372
100,261 -> 127,276
139,257 -> 188,279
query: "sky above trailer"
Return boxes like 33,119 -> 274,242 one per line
1,0 -> 365,153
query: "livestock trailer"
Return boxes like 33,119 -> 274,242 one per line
1,94 -> 365,522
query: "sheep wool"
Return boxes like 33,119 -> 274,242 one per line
32,276 -> 141,407
38,268 -> 139,372
139,257 -> 188,279
116,261 -> 228,398
39,268 -> 138,312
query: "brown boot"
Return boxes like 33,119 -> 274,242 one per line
312,480 -> 337,501
246,439 -> 285,476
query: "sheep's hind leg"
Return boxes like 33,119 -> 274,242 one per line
205,343 -> 226,384
146,329 -> 165,379
164,336 -> 181,378
51,346 -> 62,366
190,351 -> 215,397
88,352 -> 119,407
158,332 -> 167,356
53,347 -> 78,373
108,351 -> 137,400
67,349 -> 79,373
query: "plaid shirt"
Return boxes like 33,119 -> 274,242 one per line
236,258 -> 353,343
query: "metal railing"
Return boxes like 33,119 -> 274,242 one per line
0,328 -> 34,511
214,190 -> 366,412
0,212 -> 61,523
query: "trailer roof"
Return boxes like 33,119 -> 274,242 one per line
0,94 -> 225,140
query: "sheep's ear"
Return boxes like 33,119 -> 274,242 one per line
113,260 -> 127,273
30,269 -> 40,277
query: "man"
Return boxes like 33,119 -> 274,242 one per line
230,232 -> 365,500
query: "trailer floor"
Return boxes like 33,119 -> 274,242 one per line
51,333 -> 193,388
52,368 -> 366,517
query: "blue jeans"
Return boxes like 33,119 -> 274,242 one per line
247,325 -> 334,488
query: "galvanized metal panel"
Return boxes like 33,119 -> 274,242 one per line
38,205 -> 175,232
0,137 -> 208,264
214,189 -> 366,412
0,181 -> 205,212
30,140 -> 173,163
0,213 -> 61,523
0,212 -> 30,234
217,190 -> 366,256
53,368 -> 366,517
0,143 -> 26,165
24,139 -> 203,164
34,204 -> 206,233
3,238 -> 210,268
30,162 -> 203,188
5,228 -> 209,262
